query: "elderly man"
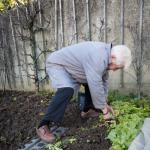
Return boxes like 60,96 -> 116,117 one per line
36,41 -> 132,142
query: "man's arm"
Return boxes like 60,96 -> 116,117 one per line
102,71 -> 109,100
83,62 -> 114,120
83,62 -> 106,110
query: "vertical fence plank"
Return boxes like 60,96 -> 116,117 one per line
55,0 -> 58,49
104,0 -> 107,42
73,0 -> 78,43
38,0 -> 42,25
1,18 -> 13,90
9,13 -> 24,89
138,0 -> 144,99
59,0 -> 64,48
17,7 -> 30,86
37,0 -> 47,83
0,20 -> 6,91
120,0 -> 124,88
86,0 -> 91,41
38,0 -> 47,57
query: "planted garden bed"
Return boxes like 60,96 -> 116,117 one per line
1,91 -> 149,150
0,91 -> 110,150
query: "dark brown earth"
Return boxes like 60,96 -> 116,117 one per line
0,91 -> 111,150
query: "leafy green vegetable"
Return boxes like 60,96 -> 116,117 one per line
48,141 -> 62,150
107,100 -> 150,150
47,136 -> 77,150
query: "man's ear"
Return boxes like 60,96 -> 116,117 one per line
110,55 -> 116,64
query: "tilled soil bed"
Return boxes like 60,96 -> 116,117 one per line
0,91 -> 111,150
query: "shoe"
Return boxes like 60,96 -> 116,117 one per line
81,109 -> 99,118
36,125 -> 55,143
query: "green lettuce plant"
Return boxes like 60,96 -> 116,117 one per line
107,101 -> 150,150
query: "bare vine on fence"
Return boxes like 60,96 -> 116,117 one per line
13,0 -> 51,92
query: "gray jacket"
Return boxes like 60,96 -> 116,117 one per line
46,41 -> 112,109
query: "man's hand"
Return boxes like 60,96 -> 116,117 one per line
102,104 -> 114,121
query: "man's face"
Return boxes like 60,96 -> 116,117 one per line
107,55 -> 124,71
107,63 -> 124,71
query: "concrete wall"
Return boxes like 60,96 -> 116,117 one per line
0,0 -> 150,95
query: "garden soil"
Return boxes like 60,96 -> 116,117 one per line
0,91 -> 111,150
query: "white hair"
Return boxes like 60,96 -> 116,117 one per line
111,45 -> 132,69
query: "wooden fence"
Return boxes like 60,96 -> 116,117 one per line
0,0 -> 150,96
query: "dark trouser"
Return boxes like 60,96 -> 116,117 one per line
83,84 -> 95,112
38,87 -> 74,128
38,85 -> 94,128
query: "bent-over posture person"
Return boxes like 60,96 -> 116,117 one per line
36,41 -> 132,142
